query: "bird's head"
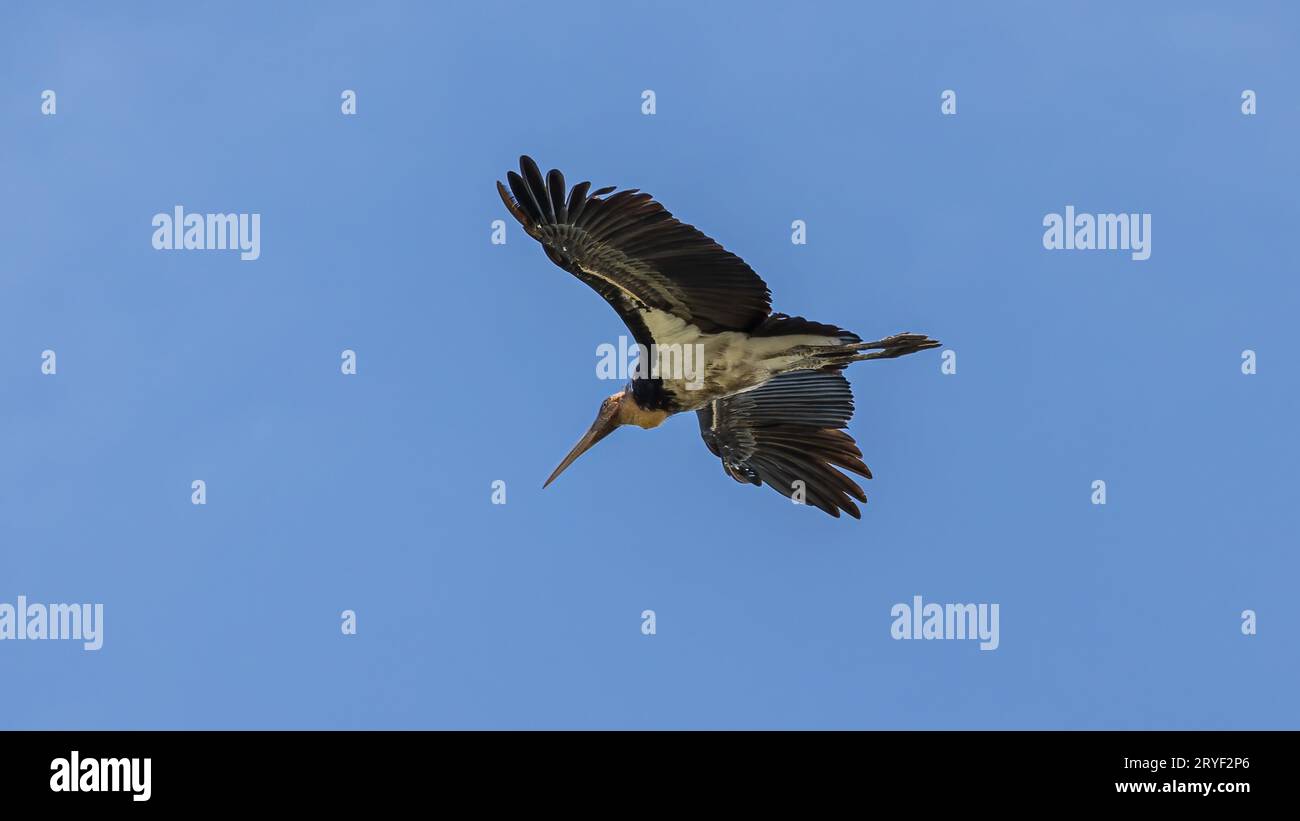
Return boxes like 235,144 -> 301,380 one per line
543,390 -> 630,488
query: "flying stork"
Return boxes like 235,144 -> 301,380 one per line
498,156 -> 939,518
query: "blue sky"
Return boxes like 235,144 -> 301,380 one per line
2,1 -> 1296,728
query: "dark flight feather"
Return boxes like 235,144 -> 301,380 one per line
697,370 -> 872,518
497,155 -> 772,347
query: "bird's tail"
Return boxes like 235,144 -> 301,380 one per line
802,332 -> 941,370
840,333 -> 942,363
753,315 -> 940,371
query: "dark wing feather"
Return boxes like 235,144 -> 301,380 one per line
697,370 -> 872,519
498,156 -> 772,348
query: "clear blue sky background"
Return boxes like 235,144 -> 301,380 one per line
2,1 -> 1296,729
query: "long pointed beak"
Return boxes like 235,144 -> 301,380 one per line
543,407 -> 619,488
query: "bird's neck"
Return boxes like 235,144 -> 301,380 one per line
620,395 -> 670,429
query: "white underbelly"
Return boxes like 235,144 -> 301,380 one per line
640,310 -> 844,408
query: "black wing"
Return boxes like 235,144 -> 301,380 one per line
497,155 -> 771,349
697,370 -> 872,519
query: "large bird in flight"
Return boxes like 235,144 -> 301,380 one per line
498,156 -> 939,518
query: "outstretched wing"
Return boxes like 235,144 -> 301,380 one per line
697,370 -> 872,518
497,155 -> 771,349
